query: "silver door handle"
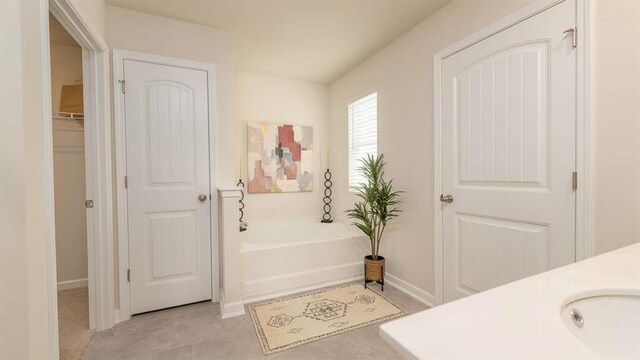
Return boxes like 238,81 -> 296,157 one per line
563,27 -> 577,48
440,194 -> 454,204
198,194 -> 208,202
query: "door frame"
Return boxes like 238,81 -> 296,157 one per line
433,0 -> 594,306
45,0 -> 115,338
113,49 -> 220,322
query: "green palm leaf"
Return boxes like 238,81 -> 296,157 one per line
345,154 -> 403,259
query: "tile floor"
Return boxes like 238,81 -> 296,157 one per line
83,283 -> 428,360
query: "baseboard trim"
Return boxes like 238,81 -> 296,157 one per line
57,278 -> 88,291
220,300 -> 245,319
243,262 -> 363,304
241,265 -> 436,309
243,275 -> 362,304
385,273 -> 435,307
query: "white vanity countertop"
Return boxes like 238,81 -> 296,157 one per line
380,243 -> 640,359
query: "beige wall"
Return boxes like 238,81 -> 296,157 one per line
106,6 -> 235,188
1,1 -> 106,358
329,0 -> 536,297
593,0 -> 640,254
1,2 -> 32,358
106,6 -> 236,308
330,0 -> 640,297
2,0 -> 64,358
50,44 -> 83,112
51,37 -> 87,285
69,0 -> 107,39
236,72 -> 330,221
53,126 -> 88,284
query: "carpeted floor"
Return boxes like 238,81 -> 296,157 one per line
58,287 -> 95,360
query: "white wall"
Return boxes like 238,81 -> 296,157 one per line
236,72 -> 329,221
330,0 -> 640,298
50,44 -> 82,112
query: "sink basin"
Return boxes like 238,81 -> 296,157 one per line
562,291 -> 640,359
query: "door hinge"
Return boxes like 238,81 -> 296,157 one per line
564,27 -> 577,48
127,269 -> 130,282
124,175 -> 128,189
572,171 -> 578,191
118,79 -> 126,94
85,200 -> 93,208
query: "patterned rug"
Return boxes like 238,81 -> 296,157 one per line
249,283 -> 406,355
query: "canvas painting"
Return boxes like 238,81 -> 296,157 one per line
247,122 -> 313,193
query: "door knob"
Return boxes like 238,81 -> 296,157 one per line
440,194 -> 454,204
198,194 -> 208,202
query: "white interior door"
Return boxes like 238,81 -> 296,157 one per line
441,0 -> 576,303
124,59 -> 212,314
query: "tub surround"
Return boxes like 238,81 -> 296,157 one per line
239,217 -> 437,307
380,243 -> 640,359
240,217 -> 367,303
218,188 -> 245,319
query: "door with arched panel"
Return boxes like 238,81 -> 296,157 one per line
123,60 -> 212,314
440,0 -> 577,303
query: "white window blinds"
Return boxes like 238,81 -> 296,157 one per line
348,92 -> 377,190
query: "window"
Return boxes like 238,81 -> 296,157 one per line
348,92 -> 377,191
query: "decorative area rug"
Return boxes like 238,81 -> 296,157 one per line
249,283 -> 406,355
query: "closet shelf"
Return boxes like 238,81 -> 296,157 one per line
53,112 -> 84,121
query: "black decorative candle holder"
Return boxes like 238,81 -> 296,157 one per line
237,178 -> 247,232
321,169 -> 333,223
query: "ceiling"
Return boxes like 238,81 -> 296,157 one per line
49,14 -> 80,47
104,0 -> 451,83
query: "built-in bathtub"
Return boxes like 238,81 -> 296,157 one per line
241,217 -> 367,303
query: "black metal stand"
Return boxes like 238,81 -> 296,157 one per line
321,168 -> 333,223
364,266 -> 385,291
238,179 -> 247,232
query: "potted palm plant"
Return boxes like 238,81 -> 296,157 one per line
346,154 -> 402,291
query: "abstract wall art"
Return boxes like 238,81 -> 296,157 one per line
247,122 -> 313,193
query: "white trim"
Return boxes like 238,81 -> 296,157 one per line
40,3 -> 60,357
241,270 -> 436,308
113,49 -> 220,322
57,278 -> 89,291
574,0 -> 595,261
242,262 -> 363,304
220,298 -> 246,319
432,0 -> 593,306
385,273 -> 435,308
243,276 -> 363,305
113,49 -> 130,322
218,187 -> 242,198
49,0 -> 114,333
48,1 -> 107,50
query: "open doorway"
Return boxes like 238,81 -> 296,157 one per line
49,13 -> 94,359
